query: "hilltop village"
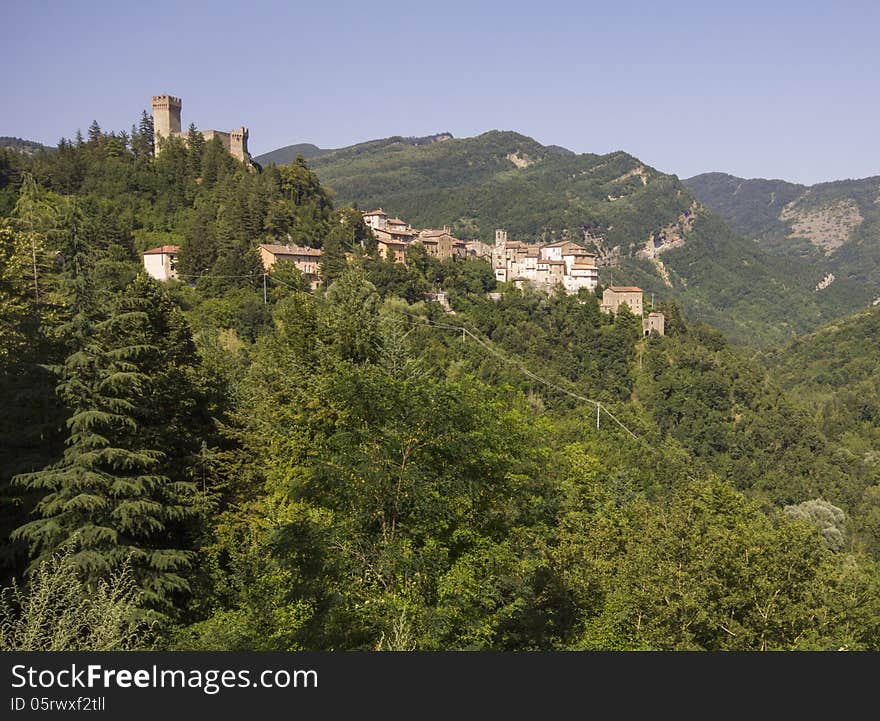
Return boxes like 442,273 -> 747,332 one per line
143,206 -> 664,336
142,94 -> 663,334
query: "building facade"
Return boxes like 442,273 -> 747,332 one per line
601,286 -> 644,316
258,243 -> 322,289
142,245 -> 180,281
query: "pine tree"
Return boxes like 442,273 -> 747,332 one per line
138,110 -> 154,158
185,123 -> 205,179
319,230 -> 347,288
12,206 -> 196,608
87,120 -> 103,149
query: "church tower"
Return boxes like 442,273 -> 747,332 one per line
150,94 -> 182,154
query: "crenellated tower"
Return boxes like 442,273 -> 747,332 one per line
150,94 -> 182,155
229,126 -> 249,163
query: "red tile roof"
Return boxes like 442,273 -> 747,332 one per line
143,245 -> 180,255
258,243 -> 322,257
607,286 -> 643,292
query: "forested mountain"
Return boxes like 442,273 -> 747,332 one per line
0,137 -> 50,156
685,172 -> 880,304
260,130 -> 866,345
2,112 -> 880,651
253,142 -> 333,166
253,133 -> 455,168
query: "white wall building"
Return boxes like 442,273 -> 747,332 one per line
142,245 -> 180,281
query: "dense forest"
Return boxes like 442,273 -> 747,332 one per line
1,114 -> 879,651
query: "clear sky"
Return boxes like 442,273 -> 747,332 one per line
2,0 -> 877,184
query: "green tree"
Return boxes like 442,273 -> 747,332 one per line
12,210 -> 197,609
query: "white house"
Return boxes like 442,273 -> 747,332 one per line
143,245 -> 180,281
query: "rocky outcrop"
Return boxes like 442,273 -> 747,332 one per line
636,202 -> 700,260
780,198 -> 863,253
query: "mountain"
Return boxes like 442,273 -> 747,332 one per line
254,132 -> 455,168
684,172 -> 880,304
253,142 -> 334,166
282,129 -> 863,345
0,137 -> 51,156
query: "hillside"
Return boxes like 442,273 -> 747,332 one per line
3,115 -> 880,651
289,130 -> 861,345
253,142 -> 333,166
0,136 -> 50,156
254,132 -> 455,168
685,172 -> 880,305
763,305 -> 880,460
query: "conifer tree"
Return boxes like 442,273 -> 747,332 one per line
12,205 -> 196,608
137,110 -> 154,158
185,123 -> 205,179
318,230 -> 347,288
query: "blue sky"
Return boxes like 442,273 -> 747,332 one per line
2,0 -> 877,184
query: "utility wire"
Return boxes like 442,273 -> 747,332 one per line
397,315 -> 641,441
187,272 -> 642,441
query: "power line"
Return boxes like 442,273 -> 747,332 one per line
397,315 -> 641,441
182,271 -> 642,440
175,272 -> 265,279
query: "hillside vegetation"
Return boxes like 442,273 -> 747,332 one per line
3,112 -> 880,650
764,306 -> 880,459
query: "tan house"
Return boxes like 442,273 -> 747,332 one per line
258,243 -> 322,289
143,245 -> 180,281
601,286 -> 644,316
376,236 -> 410,263
385,217 -> 411,232
415,227 -> 467,261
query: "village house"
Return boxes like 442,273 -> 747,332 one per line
258,243 -> 322,289
491,229 -> 599,294
142,245 -> 180,281
600,285 -> 665,335
362,208 -> 389,230
365,210 -> 469,264
600,286 -> 644,316
414,227 -> 467,261
374,234 -> 412,263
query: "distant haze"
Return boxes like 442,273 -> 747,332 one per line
2,0 -> 878,185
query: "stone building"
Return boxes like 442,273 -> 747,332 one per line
600,286 -> 644,316
465,240 -> 493,260
643,311 -> 666,336
414,227 -> 467,261
491,229 -> 599,294
362,209 -> 389,230
151,94 -> 251,164
142,245 -> 179,281
258,243 -> 322,289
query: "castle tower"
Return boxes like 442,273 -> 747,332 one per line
229,126 -> 249,163
151,94 -> 182,155
495,229 -> 508,246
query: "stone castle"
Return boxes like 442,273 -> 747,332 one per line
151,94 -> 251,163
